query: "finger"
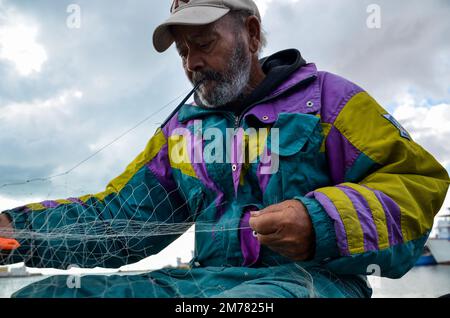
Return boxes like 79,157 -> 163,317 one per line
249,212 -> 281,235
257,231 -> 283,246
249,202 -> 286,234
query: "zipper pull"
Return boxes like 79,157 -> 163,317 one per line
234,116 -> 240,128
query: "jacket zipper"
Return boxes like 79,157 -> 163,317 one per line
234,115 -> 240,129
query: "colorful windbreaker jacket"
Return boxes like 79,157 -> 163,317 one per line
2,58 -> 449,279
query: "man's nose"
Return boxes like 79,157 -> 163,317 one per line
186,51 -> 205,73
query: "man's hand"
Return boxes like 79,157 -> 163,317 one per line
0,213 -> 14,244
0,213 -> 12,233
0,213 -> 15,263
249,200 -> 315,261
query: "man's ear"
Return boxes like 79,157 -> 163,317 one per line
245,15 -> 262,54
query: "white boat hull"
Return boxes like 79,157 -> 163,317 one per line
427,239 -> 450,264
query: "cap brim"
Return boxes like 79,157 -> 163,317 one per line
153,6 -> 230,53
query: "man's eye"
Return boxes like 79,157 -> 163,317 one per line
199,41 -> 213,49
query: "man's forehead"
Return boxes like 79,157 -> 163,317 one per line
171,24 -> 217,43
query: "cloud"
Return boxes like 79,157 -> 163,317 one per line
393,93 -> 450,168
0,88 -> 94,197
1,89 -> 82,119
0,2 -> 47,76
261,0 -> 450,108
254,0 -> 301,18
0,0 -> 191,199
0,195 -> 30,212
391,92 -> 450,218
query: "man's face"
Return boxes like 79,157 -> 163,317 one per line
172,16 -> 252,108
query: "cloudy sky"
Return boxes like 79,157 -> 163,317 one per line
0,0 -> 449,270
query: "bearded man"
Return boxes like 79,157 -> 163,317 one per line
0,0 -> 448,298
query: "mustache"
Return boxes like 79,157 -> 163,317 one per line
192,70 -> 224,86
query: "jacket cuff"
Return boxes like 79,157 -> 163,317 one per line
294,196 -> 340,263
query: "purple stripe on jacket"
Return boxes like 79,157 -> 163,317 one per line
231,129 -> 244,196
67,197 -> 87,206
40,200 -> 60,209
363,185 -> 404,246
146,142 -> 177,191
338,185 -> 379,252
256,147 -> 273,194
307,191 -> 350,256
239,206 -> 261,266
317,72 -> 364,124
326,127 -> 361,184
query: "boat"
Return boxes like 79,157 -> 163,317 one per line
415,245 -> 437,266
426,209 -> 450,265
0,265 -> 41,278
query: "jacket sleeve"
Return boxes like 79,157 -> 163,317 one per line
0,128 -> 191,269
298,77 -> 449,278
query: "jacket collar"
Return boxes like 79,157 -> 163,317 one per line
178,62 -> 319,124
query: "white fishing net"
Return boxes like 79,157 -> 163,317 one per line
0,177 -> 330,298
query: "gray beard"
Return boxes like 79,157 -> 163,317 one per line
193,40 -> 252,108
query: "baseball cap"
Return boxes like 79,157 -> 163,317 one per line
153,0 -> 261,53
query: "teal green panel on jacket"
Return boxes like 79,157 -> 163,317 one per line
12,263 -> 371,298
345,152 -> 381,183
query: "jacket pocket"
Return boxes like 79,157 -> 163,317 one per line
272,113 -> 321,157
270,113 -> 326,199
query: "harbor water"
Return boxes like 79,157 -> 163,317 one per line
368,265 -> 450,298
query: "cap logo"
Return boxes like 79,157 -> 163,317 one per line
171,0 -> 190,12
